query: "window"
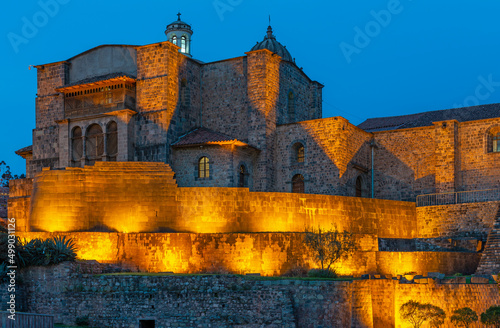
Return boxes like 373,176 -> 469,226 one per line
180,78 -> 190,107
107,121 -> 118,161
181,36 -> 187,53
104,86 -> 112,104
487,128 -> 500,153
198,157 -> 210,178
86,124 -> 104,164
292,174 -> 304,193
297,144 -> 304,163
172,35 -> 177,45
494,133 -> 500,153
355,176 -> 362,197
239,165 -> 247,187
288,91 -> 295,120
71,126 -> 83,164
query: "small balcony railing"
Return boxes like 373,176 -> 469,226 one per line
416,188 -> 500,207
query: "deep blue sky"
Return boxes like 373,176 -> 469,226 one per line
3,0 -> 500,175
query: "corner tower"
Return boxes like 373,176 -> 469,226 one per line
165,13 -> 193,57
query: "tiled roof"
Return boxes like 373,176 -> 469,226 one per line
57,72 -> 136,89
358,103 -> 500,132
15,145 -> 32,155
172,128 -> 257,149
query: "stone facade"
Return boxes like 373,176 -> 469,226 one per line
9,162 -> 487,277
3,261 -> 498,328
15,18 -> 500,200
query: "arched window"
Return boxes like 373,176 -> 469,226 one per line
198,157 -> 210,178
180,78 -> 190,107
356,176 -> 362,197
172,35 -> 177,45
71,126 -> 83,165
494,133 -> 500,153
292,174 -> 304,193
106,121 -> 118,161
239,165 -> 247,187
86,124 -> 104,164
181,36 -> 187,53
293,143 -> 305,163
288,91 -> 295,120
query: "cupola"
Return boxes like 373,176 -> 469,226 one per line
165,13 -> 193,57
251,24 -> 293,62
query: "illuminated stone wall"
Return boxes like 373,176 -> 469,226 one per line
17,162 -> 416,235
394,280 -> 500,328
457,118 -> 500,191
276,117 -> 372,196
17,232 -> 478,277
373,126 -> 437,201
372,117 -> 500,201
135,42 -> 201,163
5,261 -> 498,328
416,201 -> 500,238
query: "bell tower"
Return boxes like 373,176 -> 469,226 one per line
165,12 -> 193,57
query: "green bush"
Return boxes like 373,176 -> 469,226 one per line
0,234 -> 77,269
23,236 -> 77,266
307,268 -> 338,278
451,307 -> 478,328
481,305 -> 500,327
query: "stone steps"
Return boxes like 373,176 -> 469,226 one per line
475,207 -> 500,274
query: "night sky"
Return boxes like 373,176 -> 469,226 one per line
3,0 -> 500,175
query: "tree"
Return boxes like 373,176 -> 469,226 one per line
0,161 -> 25,187
400,300 -> 446,328
481,306 -> 500,328
303,226 -> 356,272
451,307 -> 478,328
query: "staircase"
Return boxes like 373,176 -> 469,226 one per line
476,207 -> 500,274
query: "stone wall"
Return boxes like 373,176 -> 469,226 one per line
416,201 -> 500,238
276,117 -> 372,196
373,126 -> 436,201
171,144 -> 257,189
4,262 -> 498,328
457,118 -> 500,191
14,162 -> 416,236
277,61 -> 322,124
394,280 -> 500,328
17,232 -> 478,277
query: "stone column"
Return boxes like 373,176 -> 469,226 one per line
433,120 -> 460,193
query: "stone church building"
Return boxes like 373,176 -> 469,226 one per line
16,14 -> 500,202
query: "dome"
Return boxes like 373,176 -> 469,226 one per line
251,25 -> 293,62
166,13 -> 193,34
165,13 -> 193,57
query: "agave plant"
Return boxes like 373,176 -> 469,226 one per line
46,236 -> 77,264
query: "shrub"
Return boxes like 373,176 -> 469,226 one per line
23,236 -> 77,266
307,268 -> 338,279
451,307 -> 478,328
400,300 -> 446,328
303,226 -> 356,272
481,306 -> 500,327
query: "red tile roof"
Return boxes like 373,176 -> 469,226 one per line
172,128 -> 258,149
